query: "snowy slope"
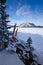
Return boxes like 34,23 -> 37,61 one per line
17,28 -> 43,65
9,27 -> 43,53
17,28 -> 43,52
0,50 -> 24,65
9,27 -> 43,65
9,28 -> 43,51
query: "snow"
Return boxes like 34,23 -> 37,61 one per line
0,50 -> 24,65
6,44 -> 16,52
17,28 -> 43,65
13,28 -> 43,65
18,28 -> 43,36
0,28 -> 43,65
9,28 -> 43,54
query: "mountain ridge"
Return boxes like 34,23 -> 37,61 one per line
18,22 -> 43,28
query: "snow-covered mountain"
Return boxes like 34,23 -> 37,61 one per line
19,22 -> 36,27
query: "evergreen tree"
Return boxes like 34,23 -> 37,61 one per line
26,37 -> 33,65
27,37 -> 32,49
0,0 -> 10,50
27,37 -> 33,58
26,37 -> 41,65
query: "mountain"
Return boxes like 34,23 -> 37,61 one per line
19,22 -> 43,28
19,22 -> 36,27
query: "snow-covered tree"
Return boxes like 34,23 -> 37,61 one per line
26,37 -> 33,65
27,37 -> 32,49
0,0 -> 10,50
26,37 -> 41,65
27,37 -> 34,60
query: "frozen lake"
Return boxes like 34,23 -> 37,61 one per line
10,27 -> 43,36
18,28 -> 43,36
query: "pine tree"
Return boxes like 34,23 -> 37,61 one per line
27,37 -> 32,49
26,37 -> 33,65
0,0 -> 10,50
27,37 -> 32,57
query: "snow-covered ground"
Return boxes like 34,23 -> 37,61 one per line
10,27 -> 43,65
9,28 -> 43,51
17,28 -> 43,65
0,28 -> 43,65
9,28 -> 43,53
17,28 -> 43,52
0,50 -> 24,65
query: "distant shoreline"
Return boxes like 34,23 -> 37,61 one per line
17,26 -> 43,28
8,25 -> 43,28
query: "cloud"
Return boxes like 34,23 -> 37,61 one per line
9,5 -> 43,26
16,5 -> 31,16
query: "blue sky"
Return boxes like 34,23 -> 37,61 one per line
7,0 -> 43,26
